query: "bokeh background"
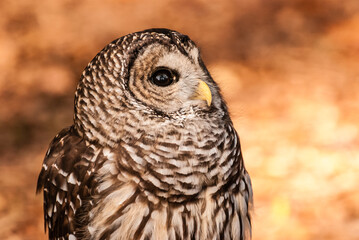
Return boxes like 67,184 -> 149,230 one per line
1,0 -> 359,239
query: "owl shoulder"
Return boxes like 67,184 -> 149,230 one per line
37,126 -> 99,238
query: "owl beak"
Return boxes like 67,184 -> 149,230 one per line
192,80 -> 212,106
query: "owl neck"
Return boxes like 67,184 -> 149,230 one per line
103,117 -> 243,203
74,98 -> 243,200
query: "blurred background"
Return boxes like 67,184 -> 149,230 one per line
0,0 -> 358,239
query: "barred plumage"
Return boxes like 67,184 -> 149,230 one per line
37,28 -> 253,240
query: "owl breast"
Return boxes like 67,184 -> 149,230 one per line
88,181 -> 251,240
83,123 -> 252,240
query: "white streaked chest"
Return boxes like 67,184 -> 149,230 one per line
87,180 -> 249,240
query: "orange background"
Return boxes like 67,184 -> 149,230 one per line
0,0 -> 358,239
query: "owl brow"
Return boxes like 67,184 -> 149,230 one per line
126,39 -> 172,79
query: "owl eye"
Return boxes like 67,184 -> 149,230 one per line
150,67 -> 177,87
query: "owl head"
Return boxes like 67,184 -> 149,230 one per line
74,29 -> 229,145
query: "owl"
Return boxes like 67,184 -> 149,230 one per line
37,28 -> 253,240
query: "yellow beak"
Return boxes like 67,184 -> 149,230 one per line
191,80 -> 212,106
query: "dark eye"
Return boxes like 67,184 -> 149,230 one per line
150,68 -> 177,87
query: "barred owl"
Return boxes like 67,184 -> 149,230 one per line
37,28 -> 253,240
